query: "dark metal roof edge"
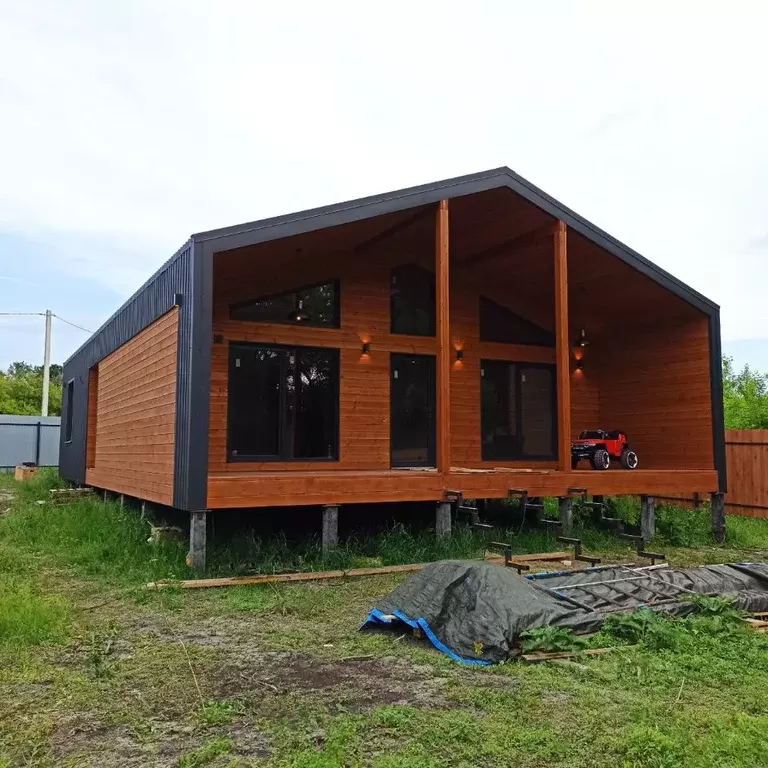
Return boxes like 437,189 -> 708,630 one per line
191,167 -> 510,242
62,238 -> 194,366
499,167 -> 719,313
191,166 -> 718,315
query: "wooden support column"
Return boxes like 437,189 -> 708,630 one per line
558,497 -> 573,535
188,510 -> 207,575
436,200 -> 451,473
553,221 -> 571,471
436,501 -> 452,539
322,505 -> 339,553
640,495 -> 655,543
711,492 -> 726,544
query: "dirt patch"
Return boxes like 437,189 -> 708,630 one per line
51,715 -> 161,767
51,713 -> 270,766
204,650 -> 454,711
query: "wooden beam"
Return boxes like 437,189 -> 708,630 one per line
354,206 -> 430,254
554,221 -> 571,471
436,200 -> 451,473
456,223 -> 554,270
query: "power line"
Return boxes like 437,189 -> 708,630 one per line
0,311 -> 92,333
51,314 -> 93,334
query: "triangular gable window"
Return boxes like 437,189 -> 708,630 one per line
479,296 -> 554,346
230,281 -> 340,327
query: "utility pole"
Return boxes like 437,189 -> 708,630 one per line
41,309 -> 52,417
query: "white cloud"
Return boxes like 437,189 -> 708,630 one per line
0,0 -> 766,350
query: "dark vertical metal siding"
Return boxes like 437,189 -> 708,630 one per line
709,310 -> 727,493
172,241 -> 209,511
59,242 -> 194,499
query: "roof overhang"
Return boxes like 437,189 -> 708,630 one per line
193,166 -> 718,316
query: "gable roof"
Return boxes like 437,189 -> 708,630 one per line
193,165 -> 718,315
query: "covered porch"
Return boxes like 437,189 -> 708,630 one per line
203,178 -> 721,511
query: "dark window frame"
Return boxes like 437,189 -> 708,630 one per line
229,279 -> 341,328
478,295 -> 555,347
390,263 -> 436,337
480,360 -> 557,461
227,341 -> 340,463
389,352 -> 437,468
64,379 -> 75,443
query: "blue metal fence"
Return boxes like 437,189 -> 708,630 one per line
0,415 -> 60,471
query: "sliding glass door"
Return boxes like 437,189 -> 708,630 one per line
390,354 -> 436,467
480,361 -> 557,460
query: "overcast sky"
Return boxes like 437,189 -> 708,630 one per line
1,1 -> 766,371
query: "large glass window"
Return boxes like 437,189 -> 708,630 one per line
481,361 -> 556,460
228,343 -> 339,462
391,264 -> 435,336
230,281 -> 340,327
479,296 -> 554,346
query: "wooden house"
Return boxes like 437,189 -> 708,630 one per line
60,167 -> 726,568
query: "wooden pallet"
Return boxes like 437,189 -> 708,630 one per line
49,488 -> 96,506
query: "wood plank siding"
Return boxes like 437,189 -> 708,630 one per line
85,308 -> 179,505
208,247 -> 558,478
207,468 -> 718,508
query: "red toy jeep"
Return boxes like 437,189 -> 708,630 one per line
571,430 -> 639,470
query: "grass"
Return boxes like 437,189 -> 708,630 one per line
1,470 -> 768,766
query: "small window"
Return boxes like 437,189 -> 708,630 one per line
479,296 -> 554,346
481,361 -> 556,460
228,343 -> 339,462
230,281 -> 340,327
64,379 -> 74,442
391,264 -> 435,336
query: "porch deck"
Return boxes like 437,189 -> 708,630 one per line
207,467 -> 719,508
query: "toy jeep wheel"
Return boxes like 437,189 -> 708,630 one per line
620,448 -> 638,470
591,448 -> 610,470
571,456 -> 580,469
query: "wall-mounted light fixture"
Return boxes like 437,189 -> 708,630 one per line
574,328 -> 589,348
287,299 -> 311,323
361,342 -> 370,356
575,361 -> 584,372
456,349 -> 464,361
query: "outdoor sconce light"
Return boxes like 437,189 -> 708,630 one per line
287,299 -> 311,323
574,328 -> 590,348
361,342 -> 370,356
456,349 -> 464,361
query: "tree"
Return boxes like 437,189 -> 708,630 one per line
722,356 -> 768,429
0,362 -> 62,416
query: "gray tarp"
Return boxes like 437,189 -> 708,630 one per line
363,561 -> 768,665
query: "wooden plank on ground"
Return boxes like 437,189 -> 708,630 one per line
521,647 -> 616,663
147,551 -> 573,590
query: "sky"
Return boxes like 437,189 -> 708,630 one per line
1,1 -> 766,372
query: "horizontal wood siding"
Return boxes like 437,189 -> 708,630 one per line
207,468 -> 719,508
209,251 -> 557,482
595,315 -> 714,470
86,308 -> 179,504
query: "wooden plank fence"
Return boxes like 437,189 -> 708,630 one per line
723,429 -> 768,518
659,430 -> 768,518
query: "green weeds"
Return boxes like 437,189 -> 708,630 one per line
520,626 -> 587,654
0,576 -> 68,646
